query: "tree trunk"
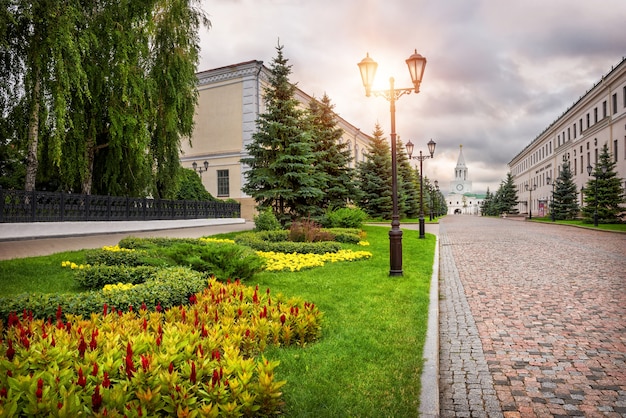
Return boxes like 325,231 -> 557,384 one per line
81,136 -> 96,195
24,75 -> 41,192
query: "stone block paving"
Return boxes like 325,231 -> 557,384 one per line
439,216 -> 626,417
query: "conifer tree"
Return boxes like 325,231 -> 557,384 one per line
481,188 -> 494,216
241,42 -> 322,223
307,93 -> 357,212
396,138 -> 420,218
356,123 -> 392,218
582,144 -> 626,223
497,173 -> 519,215
551,161 -> 579,220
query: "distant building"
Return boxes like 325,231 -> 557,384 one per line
446,145 -> 485,215
180,60 -> 373,220
509,57 -> 626,216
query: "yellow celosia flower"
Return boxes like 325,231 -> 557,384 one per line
256,249 -> 372,272
103,282 -> 135,293
358,241 -> 370,246
199,237 -> 236,244
101,245 -> 134,252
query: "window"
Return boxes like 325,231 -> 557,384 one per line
573,123 -> 577,139
586,113 -> 590,128
580,156 -> 583,174
614,140 -> 618,162
594,107 -> 598,123
567,128 -> 570,141
624,86 -> 626,108
613,93 -> 618,114
602,101 -> 607,118
217,170 -> 229,197
579,118 -> 583,132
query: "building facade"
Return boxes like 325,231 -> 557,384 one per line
508,57 -> 626,217
446,145 -> 485,215
180,60 -> 373,219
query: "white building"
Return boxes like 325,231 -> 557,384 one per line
508,57 -> 626,217
446,145 -> 485,215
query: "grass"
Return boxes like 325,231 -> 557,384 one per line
530,217 -> 626,232
0,225 -> 435,416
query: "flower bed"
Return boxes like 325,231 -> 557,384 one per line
0,278 -> 322,416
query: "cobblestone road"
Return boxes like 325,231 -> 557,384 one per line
439,216 -> 626,417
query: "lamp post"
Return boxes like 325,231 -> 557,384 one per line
192,160 -> 209,177
546,173 -> 556,221
432,180 -> 439,220
358,49 -> 427,276
587,162 -> 608,227
525,183 -> 537,219
435,181 -> 440,216
405,139 -> 436,238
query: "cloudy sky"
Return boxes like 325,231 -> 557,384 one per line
198,0 -> 626,193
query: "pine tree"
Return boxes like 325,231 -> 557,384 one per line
356,123 -> 392,219
497,173 -> 519,215
582,144 -> 626,223
241,42 -> 322,224
396,138 -> 420,218
551,161 -> 579,220
307,93 -> 357,212
481,188 -> 494,216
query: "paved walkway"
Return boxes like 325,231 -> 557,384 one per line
438,216 -> 626,417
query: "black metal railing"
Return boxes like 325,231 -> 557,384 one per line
0,189 -> 240,223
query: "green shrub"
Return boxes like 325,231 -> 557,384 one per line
84,248 -> 145,266
325,228 -> 362,244
254,207 -> 282,231
235,232 -> 342,254
74,265 -> 160,289
0,267 -> 206,321
118,236 -> 203,250
322,207 -> 368,229
162,242 -> 265,281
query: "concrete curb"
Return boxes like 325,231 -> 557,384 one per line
0,218 -> 246,241
419,234 -> 440,417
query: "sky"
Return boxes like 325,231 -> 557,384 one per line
198,0 -> 626,194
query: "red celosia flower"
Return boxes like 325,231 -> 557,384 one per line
141,302 -> 147,311
91,362 -> 99,376
156,335 -> 162,346
51,336 -> 56,347
56,305 -> 62,321
57,402 -> 63,409
189,361 -> 196,384
78,336 -> 87,358
280,314 -> 286,325
92,385 -> 102,411
128,305 -> 133,312
125,355 -> 135,378
102,371 -> 111,389
211,350 -> 220,361
212,369 -> 220,387
77,368 -> 86,387
90,335 -> 97,351
103,304 -> 108,316
36,378 -> 43,401
214,311 -> 219,322
189,294 -> 197,305
142,318 -> 148,331
168,362 -> 174,374
65,322 -> 71,333
0,387 -> 7,398
141,355 -> 149,371
6,340 -> 15,361
156,302 -> 162,312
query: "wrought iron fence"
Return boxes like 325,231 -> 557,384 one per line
0,189 -> 240,223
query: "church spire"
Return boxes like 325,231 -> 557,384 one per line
455,145 -> 468,181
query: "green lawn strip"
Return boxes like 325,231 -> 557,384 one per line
0,250 -> 86,296
531,217 -> 626,232
253,225 -> 434,417
0,225 -> 435,416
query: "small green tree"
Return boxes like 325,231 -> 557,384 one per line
356,123 -> 392,219
551,161 -> 579,220
496,173 -> 519,215
175,168 -> 214,201
481,188 -> 495,216
241,42 -> 322,224
307,93 -> 357,212
396,138 -> 420,218
582,144 -> 625,223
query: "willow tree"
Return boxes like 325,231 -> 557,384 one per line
149,0 -> 210,199
3,0 -> 88,191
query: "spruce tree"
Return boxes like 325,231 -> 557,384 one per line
481,188 -> 494,216
498,173 -> 519,215
582,144 -> 626,223
551,161 -> 579,220
356,123 -> 392,219
396,138 -> 420,218
307,93 -> 357,212
241,42 -> 322,224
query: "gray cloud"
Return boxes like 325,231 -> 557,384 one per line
199,0 -> 626,193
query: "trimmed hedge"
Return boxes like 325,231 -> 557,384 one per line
235,232 -> 342,254
0,267 -> 207,322
74,265 -> 161,289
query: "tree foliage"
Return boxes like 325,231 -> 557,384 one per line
241,42 -> 323,224
356,123 -> 392,219
307,93 -> 358,212
581,144 -> 626,223
550,161 -> 579,220
482,174 -> 519,216
0,0 -> 209,197
396,139 -> 420,218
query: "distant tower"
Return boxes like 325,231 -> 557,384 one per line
450,145 -> 472,194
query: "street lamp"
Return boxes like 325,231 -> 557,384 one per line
358,50 -> 427,276
406,139 -> 436,239
192,160 -> 209,177
587,162 -> 608,227
546,173 -> 555,221
525,183 -> 537,219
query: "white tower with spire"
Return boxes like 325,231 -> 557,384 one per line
450,145 -> 472,194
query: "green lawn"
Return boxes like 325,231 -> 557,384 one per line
0,225 -> 435,416
531,217 -> 626,232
